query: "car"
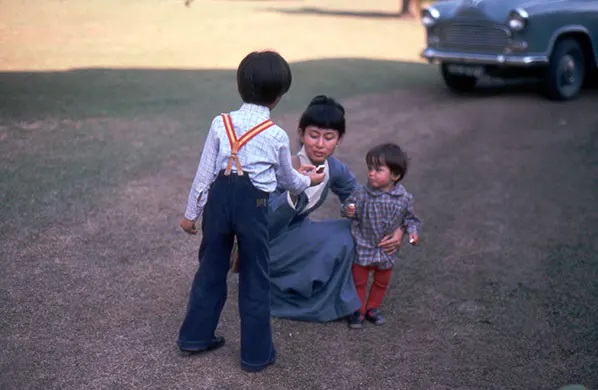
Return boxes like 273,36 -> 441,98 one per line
420,0 -> 598,101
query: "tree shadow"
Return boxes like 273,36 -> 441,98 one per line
0,58 -> 435,120
266,6 -> 402,19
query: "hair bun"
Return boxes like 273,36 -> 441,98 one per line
308,95 -> 345,114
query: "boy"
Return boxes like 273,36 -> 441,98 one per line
342,143 -> 421,329
178,50 -> 325,372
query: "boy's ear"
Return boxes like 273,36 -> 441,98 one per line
392,173 -> 402,182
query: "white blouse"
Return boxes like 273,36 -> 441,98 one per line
286,146 -> 330,213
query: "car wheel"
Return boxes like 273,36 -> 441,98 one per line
441,63 -> 478,93
543,38 -> 585,101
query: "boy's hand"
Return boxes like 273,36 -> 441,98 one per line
408,233 -> 420,245
296,163 -> 325,186
179,218 -> 198,235
296,163 -> 315,175
345,203 -> 356,218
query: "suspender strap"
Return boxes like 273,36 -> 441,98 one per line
221,114 -> 275,175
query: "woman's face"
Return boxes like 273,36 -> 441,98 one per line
298,126 -> 341,164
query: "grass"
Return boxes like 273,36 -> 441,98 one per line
0,58 -> 437,238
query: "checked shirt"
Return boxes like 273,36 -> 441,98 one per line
344,183 -> 421,270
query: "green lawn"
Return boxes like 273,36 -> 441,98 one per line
0,58 -> 438,238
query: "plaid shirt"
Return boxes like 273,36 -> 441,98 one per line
343,183 -> 421,269
184,103 -> 310,221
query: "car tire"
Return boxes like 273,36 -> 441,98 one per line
543,38 -> 585,101
441,63 -> 478,93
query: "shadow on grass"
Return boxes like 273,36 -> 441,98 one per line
0,58 -> 435,121
265,6 -> 401,19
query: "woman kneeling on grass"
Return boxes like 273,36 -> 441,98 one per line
267,95 -> 405,322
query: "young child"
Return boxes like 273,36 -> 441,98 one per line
342,143 -> 421,329
177,50 -> 325,372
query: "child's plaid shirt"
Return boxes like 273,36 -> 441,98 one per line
342,183 -> 421,270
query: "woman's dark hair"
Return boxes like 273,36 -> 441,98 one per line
237,51 -> 292,106
366,143 -> 409,182
298,95 -> 346,137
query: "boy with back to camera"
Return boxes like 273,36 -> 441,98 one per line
178,50 -> 325,372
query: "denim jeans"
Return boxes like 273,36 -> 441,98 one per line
177,171 -> 275,370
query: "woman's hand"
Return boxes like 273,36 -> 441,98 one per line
378,227 -> 405,255
307,169 -> 326,186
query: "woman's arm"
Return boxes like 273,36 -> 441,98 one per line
328,156 -> 358,203
378,227 -> 405,255
379,194 -> 419,254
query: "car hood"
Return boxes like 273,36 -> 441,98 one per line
450,0 -> 544,22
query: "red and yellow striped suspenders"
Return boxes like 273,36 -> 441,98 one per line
221,113 -> 274,176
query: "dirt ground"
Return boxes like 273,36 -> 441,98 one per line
1,1 -> 597,389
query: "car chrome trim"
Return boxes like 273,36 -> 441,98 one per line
514,8 -> 529,19
421,48 -> 549,66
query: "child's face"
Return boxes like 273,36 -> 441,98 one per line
298,126 -> 341,164
367,165 -> 397,191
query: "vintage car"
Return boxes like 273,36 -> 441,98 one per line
420,0 -> 598,100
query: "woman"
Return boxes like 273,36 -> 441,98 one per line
268,95 -> 404,322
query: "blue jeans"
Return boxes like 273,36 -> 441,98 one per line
177,171 -> 275,370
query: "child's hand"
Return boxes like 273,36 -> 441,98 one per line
179,218 -> 198,235
408,233 -> 419,245
345,203 -> 356,218
296,164 -> 315,175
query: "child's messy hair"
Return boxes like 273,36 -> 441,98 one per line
366,143 -> 409,182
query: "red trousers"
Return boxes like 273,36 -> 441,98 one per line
352,264 -> 392,315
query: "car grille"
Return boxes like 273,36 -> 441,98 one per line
437,23 -> 510,53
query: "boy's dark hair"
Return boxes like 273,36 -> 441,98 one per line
366,143 -> 409,182
237,50 -> 292,106
298,95 -> 346,137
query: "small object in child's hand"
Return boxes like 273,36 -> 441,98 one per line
315,164 -> 325,173
409,237 -> 416,245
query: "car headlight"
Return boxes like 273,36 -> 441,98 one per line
508,8 -> 528,32
421,7 -> 440,28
